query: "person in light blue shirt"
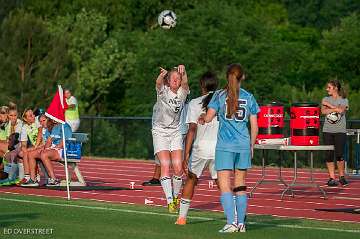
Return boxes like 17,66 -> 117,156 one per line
49,122 -> 72,146
39,120 -> 72,186
199,63 -> 259,233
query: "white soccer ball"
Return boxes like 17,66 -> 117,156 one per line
158,10 -> 177,29
326,112 -> 341,124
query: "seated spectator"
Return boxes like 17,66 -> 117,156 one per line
4,103 -> 23,159
0,103 -> 23,185
17,108 -> 41,184
0,106 -> 9,179
0,106 -> 9,158
39,120 -> 72,186
21,114 -> 51,187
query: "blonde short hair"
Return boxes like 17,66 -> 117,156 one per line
0,106 -> 9,115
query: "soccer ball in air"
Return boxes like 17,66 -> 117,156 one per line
326,112 -> 341,124
158,10 -> 177,29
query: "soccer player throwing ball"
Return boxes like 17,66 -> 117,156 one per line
175,72 -> 219,225
198,63 -> 259,233
152,65 -> 189,213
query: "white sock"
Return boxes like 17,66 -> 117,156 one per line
160,176 -> 173,204
18,163 -> 24,179
179,198 -> 191,219
172,175 -> 183,198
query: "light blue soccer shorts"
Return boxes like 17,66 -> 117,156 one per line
215,150 -> 252,171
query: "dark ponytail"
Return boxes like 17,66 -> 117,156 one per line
200,72 -> 218,111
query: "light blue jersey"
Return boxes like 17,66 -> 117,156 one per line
208,88 -> 260,153
42,128 -> 50,144
50,123 -> 72,146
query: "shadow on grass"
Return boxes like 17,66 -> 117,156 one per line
0,213 -> 40,228
246,215 -> 301,230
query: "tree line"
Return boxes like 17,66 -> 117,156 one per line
0,0 -> 359,118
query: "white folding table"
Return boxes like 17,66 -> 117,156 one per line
251,144 -> 334,200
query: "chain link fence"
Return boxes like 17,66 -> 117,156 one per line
78,116 -> 360,169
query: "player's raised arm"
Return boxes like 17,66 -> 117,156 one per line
156,67 -> 168,90
178,65 -> 189,92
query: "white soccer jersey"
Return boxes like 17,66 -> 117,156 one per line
152,85 -> 189,133
186,94 -> 219,159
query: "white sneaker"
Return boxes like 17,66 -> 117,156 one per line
46,178 -> 60,186
21,179 -> 39,187
218,223 -> 239,233
238,223 -> 246,232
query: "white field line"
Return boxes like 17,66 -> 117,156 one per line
0,196 -> 359,233
2,186 -> 359,213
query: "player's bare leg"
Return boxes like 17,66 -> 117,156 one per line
158,150 -> 177,212
171,149 -> 183,208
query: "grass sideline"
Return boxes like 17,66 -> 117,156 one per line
0,193 -> 359,239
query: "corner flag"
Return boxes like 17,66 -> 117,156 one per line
45,85 -> 68,123
46,85 -> 71,200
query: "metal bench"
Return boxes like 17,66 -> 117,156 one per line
58,133 -> 88,186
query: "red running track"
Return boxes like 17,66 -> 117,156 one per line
1,158 -> 360,223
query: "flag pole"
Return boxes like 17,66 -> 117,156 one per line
62,123 -> 71,200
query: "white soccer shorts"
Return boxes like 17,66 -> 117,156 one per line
152,130 -> 183,155
189,154 -> 217,179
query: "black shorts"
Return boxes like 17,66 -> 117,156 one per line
323,132 -> 346,162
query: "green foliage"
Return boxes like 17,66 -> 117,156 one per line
0,0 -> 359,119
79,118 -> 153,158
0,9 -> 72,109
283,0 -> 360,29
320,14 -> 360,89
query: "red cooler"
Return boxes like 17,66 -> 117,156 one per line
290,103 -> 320,146
257,102 -> 284,140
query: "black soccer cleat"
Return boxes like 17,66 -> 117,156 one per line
339,176 -> 349,187
326,178 -> 338,187
142,178 -> 161,186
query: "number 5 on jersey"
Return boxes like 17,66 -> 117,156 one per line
225,99 -> 247,121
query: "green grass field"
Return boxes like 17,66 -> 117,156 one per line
0,193 -> 359,239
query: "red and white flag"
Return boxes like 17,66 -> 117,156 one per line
45,85 -> 71,200
45,85 -> 68,124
